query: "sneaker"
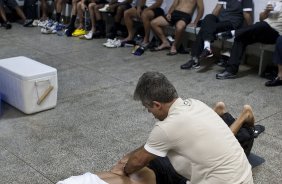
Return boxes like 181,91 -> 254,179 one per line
217,31 -> 233,40
32,19 -> 39,26
105,39 -> 121,48
2,22 -> 12,29
80,30 -> 94,40
38,19 -> 49,27
199,48 -> 213,59
65,25 -> 76,37
72,28 -> 86,37
180,59 -> 200,70
23,19 -> 34,27
216,70 -> 237,79
265,77 -> 282,87
99,4 -> 110,12
53,23 -> 65,33
41,27 -> 52,34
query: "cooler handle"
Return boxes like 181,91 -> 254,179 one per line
35,80 -> 54,105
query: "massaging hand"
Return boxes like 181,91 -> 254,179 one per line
110,161 -> 127,176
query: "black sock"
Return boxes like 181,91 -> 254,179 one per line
96,19 -> 104,32
56,13 -> 61,23
70,15 -> 77,27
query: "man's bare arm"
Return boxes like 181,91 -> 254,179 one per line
192,0 -> 204,26
167,0 -> 179,15
124,147 -> 157,175
212,3 -> 223,16
243,11 -> 253,25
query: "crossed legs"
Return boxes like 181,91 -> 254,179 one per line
213,102 -> 255,135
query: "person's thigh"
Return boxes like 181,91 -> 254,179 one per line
215,21 -> 234,33
148,157 -> 187,184
151,15 -> 169,27
152,7 -> 164,18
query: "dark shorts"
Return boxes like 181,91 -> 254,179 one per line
221,112 -> 254,156
0,0 -> 18,9
148,157 -> 187,184
96,0 -> 108,4
167,10 -> 192,26
135,6 -> 164,18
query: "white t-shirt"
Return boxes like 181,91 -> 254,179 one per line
145,98 -> 253,184
265,1 -> 282,35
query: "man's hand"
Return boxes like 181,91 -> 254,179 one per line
110,161 -> 126,176
265,4 -> 274,12
166,14 -> 171,21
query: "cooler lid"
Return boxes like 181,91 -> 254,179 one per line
0,56 -> 57,80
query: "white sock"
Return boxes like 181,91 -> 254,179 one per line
231,30 -> 235,36
204,41 -> 210,50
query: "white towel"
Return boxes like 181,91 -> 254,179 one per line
57,172 -> 109,184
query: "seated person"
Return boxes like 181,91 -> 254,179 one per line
59,0 -> 82,36
122,0 -> 168,48
216,1 -> 282,79
0,2 -> 12,29
0,0 -> 33,27
106,0 -> 135,38
265,35 -> 282,87
78,0 -> 108,39
180,0 -> 253,70
150,0 -> 203,56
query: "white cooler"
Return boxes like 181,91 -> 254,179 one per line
0,56 -> 58,114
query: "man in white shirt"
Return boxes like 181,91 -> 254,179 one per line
111,71 -> 254,184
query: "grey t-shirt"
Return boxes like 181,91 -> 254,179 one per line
218,0 -> 253,29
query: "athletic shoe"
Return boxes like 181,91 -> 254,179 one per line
41,27 -> 52,34
265,77 -> 282,87
199,48 -> 213,59
180,59 -> 200,70
99,4 -> 110,12
2,22 -> 12,29
72,28 -> 86,37
217,31 -> 233,40
38,19 -> 49,27
216,70 -> 237,79
105,39 -> 121,48
103,38 -> 115,46
65,25 -> 76,37
32,19 -> 39,27
23,19 -> 34,27
80,30 -> 94,40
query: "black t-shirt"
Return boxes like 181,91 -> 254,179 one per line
218,0 -> 253,29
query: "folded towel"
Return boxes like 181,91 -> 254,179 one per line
57,172 -> 109,184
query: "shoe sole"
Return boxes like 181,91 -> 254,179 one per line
216,75 -> 236,80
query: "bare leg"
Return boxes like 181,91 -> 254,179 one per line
172,20 -> 186,53
141,9 -> 154,45
88,3 -> 96,32
0,6 -> 8,22
14,6 -> 27,21
77,1 -> 84,29
150,16 -> 170,49
213,102 -> 255,135
94,4 -> 103,21
123,7 -> 137,41
40,0 -> 48,20
97,167 -> 156,184
278,64 -> 282,79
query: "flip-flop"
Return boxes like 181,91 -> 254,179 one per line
166,51 -> 178,56
254,125 -> 265,138
150,46 -> 170,52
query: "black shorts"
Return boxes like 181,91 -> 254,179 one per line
135,6 -> 164,18
167,10 -> 192,26
221,112 -> 254,156
96,0 -> 108,4
0,0 -> 18,9
148,157 -> 187,184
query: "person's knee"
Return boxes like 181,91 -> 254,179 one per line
88,3 -> 95,9
141,9 -> 153,22
124,8 -> 134,19
175,21 -> 186,31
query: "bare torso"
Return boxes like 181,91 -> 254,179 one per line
175,0 -> 197,14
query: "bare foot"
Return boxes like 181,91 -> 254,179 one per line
241,105 -> 255,127
213,102 -> 226,116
